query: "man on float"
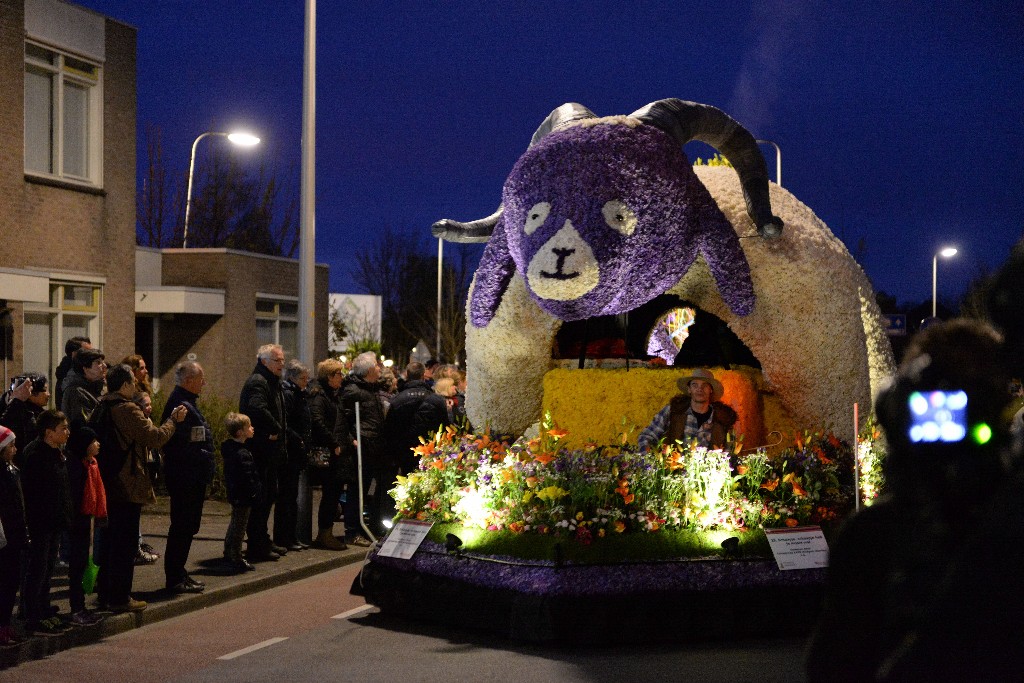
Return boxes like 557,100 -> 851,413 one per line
637,369 -> 737,451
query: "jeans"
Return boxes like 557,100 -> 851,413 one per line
23,527 -> 60,623
224,505 -> 251,560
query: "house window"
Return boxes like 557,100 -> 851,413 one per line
23,282 -> 103,397
24,41 -> 102,185
255,298 -> 298,357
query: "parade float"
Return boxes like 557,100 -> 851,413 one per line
352,99 -> 895,642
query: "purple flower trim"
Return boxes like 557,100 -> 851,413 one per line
369,541 -> 823,597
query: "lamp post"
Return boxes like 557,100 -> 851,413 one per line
182,131 -> 261,248
932,247 -> 958,318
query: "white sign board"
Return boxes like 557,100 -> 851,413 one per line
376,520 -> 433,560
765,526 -> 829,570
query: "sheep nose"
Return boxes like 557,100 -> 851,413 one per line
526,220 -> 599,300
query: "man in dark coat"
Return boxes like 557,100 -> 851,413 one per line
239,344 -> 288,560
341,352 -> 388,536
60,348 -> 106,424
384,361 -> 449,476
53,336 -> 91,411
161,361 -> 214,593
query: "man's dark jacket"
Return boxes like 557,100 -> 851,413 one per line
282,379 -> 312,468
239,362 -> 287,466
161,385 -> 215,491
384,380 -> 449,474
340,375 -> 386,461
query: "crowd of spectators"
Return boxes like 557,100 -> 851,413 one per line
0,339 -> 466,646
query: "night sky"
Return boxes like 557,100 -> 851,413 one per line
75,1 -> 1024,307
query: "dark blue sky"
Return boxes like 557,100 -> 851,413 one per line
78,1 -> 1024,306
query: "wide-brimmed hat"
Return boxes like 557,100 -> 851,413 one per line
677,368 -> 724,401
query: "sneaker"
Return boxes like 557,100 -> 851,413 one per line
269,543 -> 288,556
229,557 -> 255,572
70,610 -> 101,626
246,548 -> 280,561
139,541 -> 160,558
110,598 -> 147,613
134,549 -> 158,565
32,618 -> 70,636
185,575 -> 206,589
346,535 -> 373,548
166,580 -> 204,595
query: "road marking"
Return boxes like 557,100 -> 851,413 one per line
331,604 -> 374,620
218,637 -> 289,660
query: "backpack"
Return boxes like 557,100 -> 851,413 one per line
87,397 -> 133,486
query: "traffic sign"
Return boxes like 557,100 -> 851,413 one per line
883,313 -> 907,336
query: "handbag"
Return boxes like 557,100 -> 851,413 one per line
308,446 -> 332,469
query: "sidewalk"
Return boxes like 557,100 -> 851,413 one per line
0,489 -> 373,670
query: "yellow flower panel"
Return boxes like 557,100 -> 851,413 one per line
542,367 -> 776,449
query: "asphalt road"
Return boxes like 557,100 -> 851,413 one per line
2,564 -> 809,683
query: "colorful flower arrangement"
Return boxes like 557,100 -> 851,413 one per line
857,416 -> 887,506
391,417 -> 878,542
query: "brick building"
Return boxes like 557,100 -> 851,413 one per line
135,247 -> 329,400
0,0 -> 137,389
1,0 -> 330,404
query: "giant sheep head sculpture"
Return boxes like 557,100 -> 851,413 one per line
433,99 -> 783,327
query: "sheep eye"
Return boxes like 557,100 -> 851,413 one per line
602,200 -> 637,235
524,202 -> 551,235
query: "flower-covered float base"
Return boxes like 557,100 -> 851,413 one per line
350,423 -> 887,642
352,540 -> 825,643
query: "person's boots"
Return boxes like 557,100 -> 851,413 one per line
314,528 -> 347,550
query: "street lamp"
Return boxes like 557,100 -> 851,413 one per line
182,131 -> 261,248
932,246 -> 958,318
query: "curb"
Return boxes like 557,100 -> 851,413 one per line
0,550 -> 368,670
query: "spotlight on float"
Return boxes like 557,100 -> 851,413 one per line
445,533 -> 463,556
721,536 -> 741,559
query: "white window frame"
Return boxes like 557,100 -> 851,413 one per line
23,40 -> 103,187
255,296 -> 298,357
23,280 -> 103,397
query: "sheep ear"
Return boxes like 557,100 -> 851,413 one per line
696,203 -> 756,316
469,220 -> 516,327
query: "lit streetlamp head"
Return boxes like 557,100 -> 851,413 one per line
227,132 -> 261,147
939,247 -> 958,259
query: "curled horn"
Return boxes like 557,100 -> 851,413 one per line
431,206 -> 503,243
631,99 -> 783,238
432,103 -> 597,243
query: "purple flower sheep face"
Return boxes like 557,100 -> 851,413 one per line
470,120 -> 754,327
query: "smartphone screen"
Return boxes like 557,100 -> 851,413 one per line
908,390 -> 968,443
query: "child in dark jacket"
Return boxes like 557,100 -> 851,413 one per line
20,410 -> 73,636
0,426 -> 29,645
221,413 -> 260,572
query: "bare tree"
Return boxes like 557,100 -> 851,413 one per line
137,125 -> 183,247
136,126 -> 298,257
352,225 -> 481,364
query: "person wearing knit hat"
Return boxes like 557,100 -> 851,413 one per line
0,425 -> 14,453
0,424 -> 29,645
637,368 -> 738,451
65,420 -> 104,626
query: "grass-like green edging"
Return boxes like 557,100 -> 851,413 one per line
422,522 -> 805,564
